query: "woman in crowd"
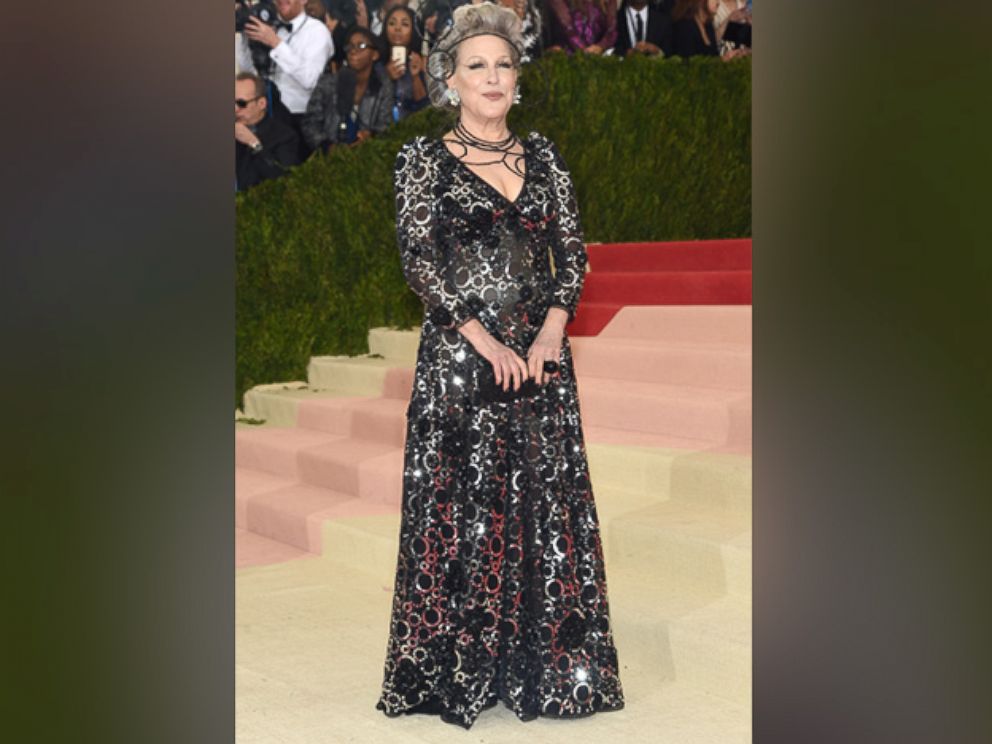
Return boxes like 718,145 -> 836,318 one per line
368,0 -> 409,35
375,1 -> 625,730
301,26 -> 394,151
381,5 -> 430,121
545,0 -> 618,55
672,0 -> 748,59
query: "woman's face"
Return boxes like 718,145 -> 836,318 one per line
386,12 -> 413,48
345,33 -> 378,72
706,0 -> 720,14
447,34 -> 517,124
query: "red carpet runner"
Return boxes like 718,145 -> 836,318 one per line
570,239 -> 752,336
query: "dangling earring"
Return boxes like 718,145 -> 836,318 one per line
446,88 -> 461,106
513,85 -> 521,104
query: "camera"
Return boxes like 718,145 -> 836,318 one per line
235,0 -> 279,32
235,0 -> 280,77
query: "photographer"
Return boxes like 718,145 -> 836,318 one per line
236,0 -> 334,157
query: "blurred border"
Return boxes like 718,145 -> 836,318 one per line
1,1 -> 990,742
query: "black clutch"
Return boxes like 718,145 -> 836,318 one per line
478,364 -> 542,403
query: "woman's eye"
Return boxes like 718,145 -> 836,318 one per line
468,63 -> 484,70
498,62 -> 513,69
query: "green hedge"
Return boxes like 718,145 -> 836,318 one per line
236,53 -> 750,406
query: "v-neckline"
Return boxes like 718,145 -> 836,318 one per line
441,134 -> 529,207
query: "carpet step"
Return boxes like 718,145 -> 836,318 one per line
347,397 -> 409,449
583,270 -> 752,305
587,239 -> 752,272
578,377 -> 751,445
571,335 -> 751,390
606,563 -> 751,703
382,366 -> 415,400
235,427 -> 344,480
307,355 -> 409,396
669,449 -> 752,515
586,439 -> 751,514
667,596 -> 752,704
242,382 -> 311,426
586,439 -> 690,498
367,326 -> 420,363
294,395 -> 368,435
297,439 -> 403,505
235,467 -> 296,529
607,501 -> 751,600
608,568 -> 750,704
243,482 -> 399,555
319,512 -> 403,577
235,528 -> 311,569
599,305 -> 752,345
243,386 -> 366,429
569,301 -> 623,336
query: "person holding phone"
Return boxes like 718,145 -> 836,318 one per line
301,26 -> 394,150
382,5 -> 430,121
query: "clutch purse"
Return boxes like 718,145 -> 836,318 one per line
478,364 -> 542,403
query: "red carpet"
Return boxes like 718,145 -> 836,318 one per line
571,239 -> 752,336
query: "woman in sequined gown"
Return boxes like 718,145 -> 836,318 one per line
375,3 -> 625,730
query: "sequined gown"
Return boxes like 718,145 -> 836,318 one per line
375,132 -> 625,729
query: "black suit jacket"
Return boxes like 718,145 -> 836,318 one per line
236,114 -> 302,192
613,3 -> 673,58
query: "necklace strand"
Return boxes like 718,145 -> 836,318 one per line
446,120 -> 525,177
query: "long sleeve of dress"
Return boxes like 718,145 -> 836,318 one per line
395,137 -> 478,331
544,138 -> 587,324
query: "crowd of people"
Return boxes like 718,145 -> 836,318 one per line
235,0 -> 752,192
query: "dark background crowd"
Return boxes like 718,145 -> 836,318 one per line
235,0 -> 752,192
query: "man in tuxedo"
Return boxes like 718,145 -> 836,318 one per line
613,0 -> 673,58
235,73 -> 302,192
237,0 -> 334,158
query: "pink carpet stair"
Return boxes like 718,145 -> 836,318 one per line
571,239 -> 752,336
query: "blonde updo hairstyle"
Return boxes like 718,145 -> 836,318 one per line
426,3 -> 525,111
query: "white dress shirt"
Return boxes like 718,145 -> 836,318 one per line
626,6 -> 649,49
236,12 -> 334,114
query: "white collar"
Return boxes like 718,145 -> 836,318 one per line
628,5 -> 648,18
279,11 -> 307,31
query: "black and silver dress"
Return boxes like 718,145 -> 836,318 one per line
375,131 -> 625,729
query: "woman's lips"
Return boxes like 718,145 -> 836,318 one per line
483,92 -> 503,100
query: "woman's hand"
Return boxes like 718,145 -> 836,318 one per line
408,51 -> 424,76
527,307 -> 568,385
459,320 -> 530,392
385,59 -> 405,80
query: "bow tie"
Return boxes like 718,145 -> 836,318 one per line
275,20 -> 293,33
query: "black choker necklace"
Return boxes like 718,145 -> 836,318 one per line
445,120 -> 526,177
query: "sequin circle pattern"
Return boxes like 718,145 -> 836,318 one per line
375,133 -> 625,729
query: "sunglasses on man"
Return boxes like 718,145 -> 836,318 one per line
235,95 -> 263,108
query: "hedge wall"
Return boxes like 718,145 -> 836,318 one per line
236,53 -> 750,406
